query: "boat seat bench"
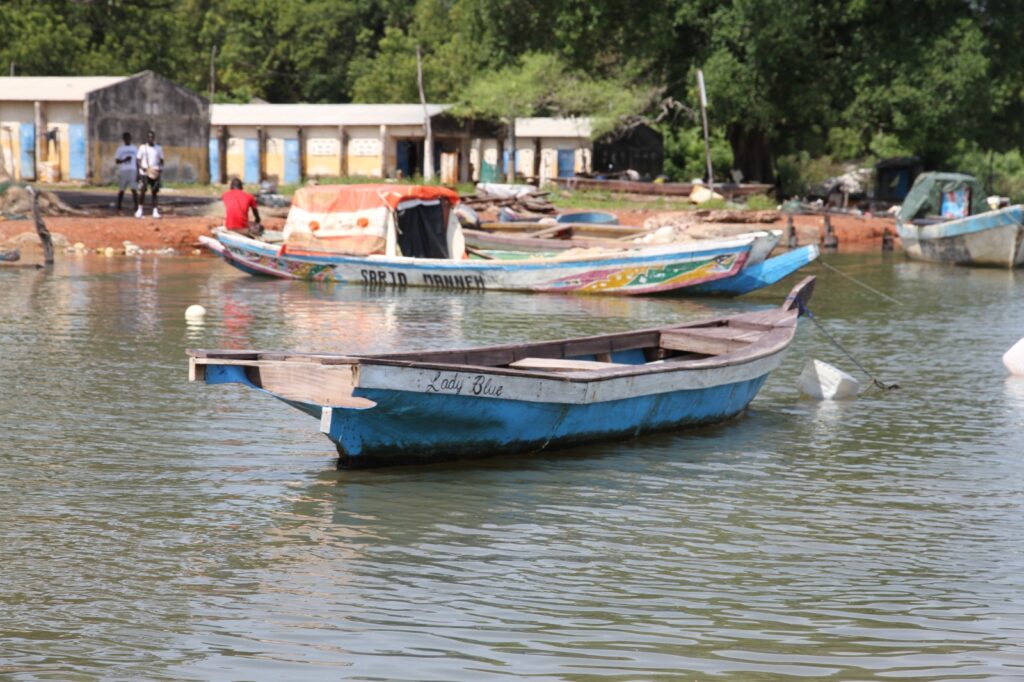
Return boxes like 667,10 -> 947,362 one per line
507,357 -> 627,372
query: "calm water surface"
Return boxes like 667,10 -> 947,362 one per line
2,253 -> 1023,680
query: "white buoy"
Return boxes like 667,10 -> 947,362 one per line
1003,338 -> 1024,375
798,359 -> 860,400
185,304 -> 207,321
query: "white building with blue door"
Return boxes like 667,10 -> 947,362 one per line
472,117 -> 595,184
0,72 -> 209,185
209,103 -> 497,186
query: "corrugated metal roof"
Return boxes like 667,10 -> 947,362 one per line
0,76 -> 128,101
515,117 -> 592,138
211,103 -> 451,127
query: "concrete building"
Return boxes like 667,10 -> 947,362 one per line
474,117 -> 595,184
0,71 -> 208,184
209,104 -> 498,185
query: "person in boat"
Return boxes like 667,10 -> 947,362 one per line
114,132 -> 138,215
135,130 -> 164,219
222,178 -> 263,238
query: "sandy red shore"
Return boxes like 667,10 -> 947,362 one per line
0,214 -> 286,251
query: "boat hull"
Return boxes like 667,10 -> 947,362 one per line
896,205 -> 1024,268
203,230 -> 754,295
203,356 -> 779,467
685,245 -> 819,295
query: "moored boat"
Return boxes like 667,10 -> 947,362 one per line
202,184 -> 816,296
896,172 -> 1024,268
187,277 -> 816,468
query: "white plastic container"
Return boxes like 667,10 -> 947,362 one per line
798,359 -> 860,400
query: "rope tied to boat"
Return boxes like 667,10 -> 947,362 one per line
797,301 -> 901,392
818,260 -> 903,305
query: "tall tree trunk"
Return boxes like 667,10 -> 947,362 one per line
728,125 -> 774,184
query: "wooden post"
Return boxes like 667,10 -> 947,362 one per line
338,125 -> 347,177
472,136 -> 482,182
34,101 -> 46,169
786,213 -> 797,248
256,126 -> 265,182
417,46 -> 434,181
379,124 -> 388,178
218,125 -> 228,184
28,186 -> 53,265
506,118 -> 517,183
459,136 -> 471,183
297,126 -> 306,182
696,69 -> 714,193
882,227 -> 894,251
822,213 -> 838,249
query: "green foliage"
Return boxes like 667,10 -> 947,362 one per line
948,144 -> 1024,203
661,123 -> 734,183
744,194 -> 777,210
2,0 -> 1024,196
776,153 -> 850,199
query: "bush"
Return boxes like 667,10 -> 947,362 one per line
947,144 -> 1024,202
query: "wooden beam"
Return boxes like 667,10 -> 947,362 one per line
508,357 -> 625,372
659,328 -> 759,356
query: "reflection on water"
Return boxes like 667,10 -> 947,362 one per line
2,253 -> 1024,680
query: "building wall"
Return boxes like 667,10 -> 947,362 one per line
347,126 -> 384,177
87,71 -> 208,184
0,102 -> 33,180
305,125 -> 342,177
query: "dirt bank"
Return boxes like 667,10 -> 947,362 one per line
0,214 -> 286,252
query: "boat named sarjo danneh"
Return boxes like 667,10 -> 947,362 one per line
188,276 -> 816,468
200,184 -> 818,296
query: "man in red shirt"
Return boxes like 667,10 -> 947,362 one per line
222,178 -> 262,237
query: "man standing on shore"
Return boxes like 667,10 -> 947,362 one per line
222,178 -> 262,237
114,132 -> 138,215
135,130 -> 164,219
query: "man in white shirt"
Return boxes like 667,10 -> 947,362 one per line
135,130 -> 164,219
114,132 -> 138,215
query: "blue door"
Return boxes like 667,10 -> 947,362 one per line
244,138 -> 259,183
19,123 -> 35,180
396,140 -> 411,177
208,139 -> 220,183
557,149 -> 575,178
283,138 -> 300,184
68,124 -> 86,180
502,149 -> 524,177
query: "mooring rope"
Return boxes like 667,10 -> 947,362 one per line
818,260 -> 903,305
798,301 -> 900,391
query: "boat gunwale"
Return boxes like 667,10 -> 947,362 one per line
189,276 -> 814,383
212,228 -> 758,271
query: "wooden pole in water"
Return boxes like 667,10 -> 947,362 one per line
696,69 -> 714,193
28,186 -> 53,265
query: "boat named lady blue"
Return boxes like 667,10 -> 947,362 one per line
187,277 -> 816,468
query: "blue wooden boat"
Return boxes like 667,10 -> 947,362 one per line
896,172 -> 1024,267
188,277 -> 815,468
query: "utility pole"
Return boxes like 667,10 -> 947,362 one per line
696,69 -> 714,193
209,46 -> 217,102
417,45 -> 434,181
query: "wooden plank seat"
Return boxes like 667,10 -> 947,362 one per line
507,357 -> 627,372
659,326 -> 765,356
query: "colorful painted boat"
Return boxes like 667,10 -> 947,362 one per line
200,184 -> 810,295
896,172 -> 1024,267
187,277 -> 815,468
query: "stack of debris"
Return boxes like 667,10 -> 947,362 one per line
460,183 -> 557,221
637,209 -> 781,245
1,181 -> 82,220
